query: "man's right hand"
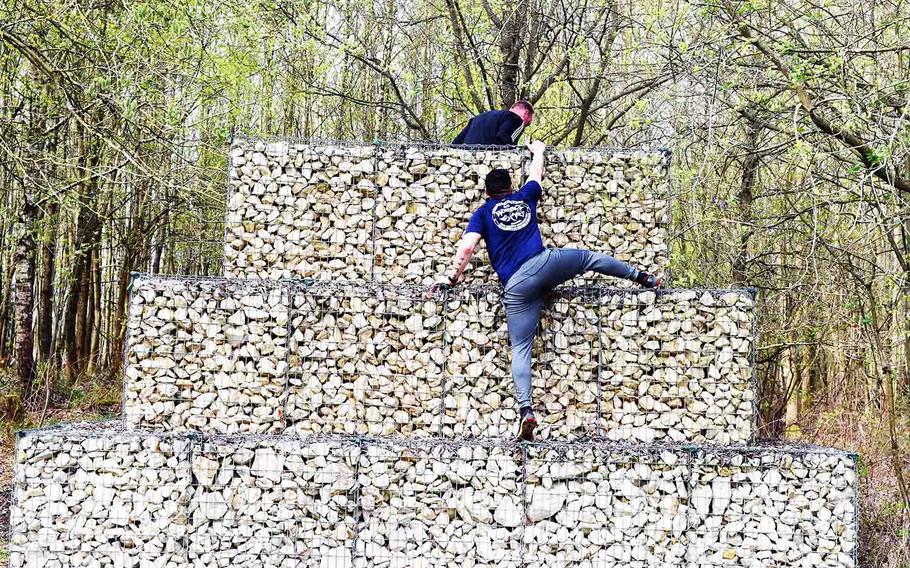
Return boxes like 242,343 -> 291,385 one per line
528,140 -> 546,155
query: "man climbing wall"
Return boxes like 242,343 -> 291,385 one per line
433,140 -> 662,441
451,101 -> 534,146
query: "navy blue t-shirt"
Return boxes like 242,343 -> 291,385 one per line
466,181 -> 545,285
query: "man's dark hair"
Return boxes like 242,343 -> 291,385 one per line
511,100 -> 534,115
485,168 -> 512,196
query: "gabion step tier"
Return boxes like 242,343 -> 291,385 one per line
124,274 -> 756,444
224,139 -> 671,285
10,423 -> 858,568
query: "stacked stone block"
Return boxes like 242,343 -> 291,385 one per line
10,425 -> 857,568
224,140 -> 670,284
121,275 -> 756,445
10,138 -> 858,568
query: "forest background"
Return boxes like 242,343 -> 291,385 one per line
0,0 -> 908,564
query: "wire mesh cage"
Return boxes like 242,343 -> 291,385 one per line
10,426 -> 192,568
9,427 -> 859,568
186,435 -> 360,566
685,447 -> 858,567
355,438 -> 524,568
122,276 -> 756,444
123,275 -> 289,434
286,281 -> 445,437
225,140 -> 376,281
523,443 -> 690,567
223,139 -> 672,287
371,143 -> 523,285
596,288 -> 755,445
535,290 -> 602,440
538,148 -> 671,287
442,285 -> 516,439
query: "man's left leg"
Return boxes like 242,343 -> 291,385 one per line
533,248 -> 646,289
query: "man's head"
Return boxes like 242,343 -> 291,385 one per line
485,168 -> 513,197
509,100 -> 534,126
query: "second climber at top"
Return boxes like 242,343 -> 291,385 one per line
434,140 -> 662,442
451,101 -> 534,146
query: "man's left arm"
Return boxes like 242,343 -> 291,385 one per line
452,119 -> 472,145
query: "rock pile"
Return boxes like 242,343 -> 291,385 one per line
9,425 -> 191,567
123,276 -> 289,434
224,140 -> 670,284
538,148 -> 670,285
10,424 -> 858,568
286,282 -> 445,437
11,139 -> 858,568
224,141 -> 376,281
123,276 -> 755,444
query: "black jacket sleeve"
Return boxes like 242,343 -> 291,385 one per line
452,119 -> 472,144
494,112 -> 525,146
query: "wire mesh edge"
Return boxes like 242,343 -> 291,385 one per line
127,272 -> 757,300
232,133 -> 673,157
14,420 -> 857,459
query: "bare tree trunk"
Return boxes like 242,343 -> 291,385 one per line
14,198 -> 37,400
90,249 -> 102,369
110,257 -> 132,373
38,199 -> 58,363
782,344 -> 802,439
733,116 -> 760,285
865,287 -> 910,512
498,0 -> 527,106
0,254 -> 12,362
63,125 -> 102,382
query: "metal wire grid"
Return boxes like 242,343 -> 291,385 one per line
356,438 -> 524,568
684,447 -> 859,567
595,288 -> 756,446
371,143 -> 523,285
10,425 -> 858,568
122,275 -> 756,445
224,138 -> 673,286
225,141 -> 377,281
185,436 -> 359,565
10,426 -> 193,568
537,148 -> 672,287
123,276 -> 289,434
286,281 -> 446,438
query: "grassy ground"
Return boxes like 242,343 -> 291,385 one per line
0,373 -> 907,567
0,370 -> 120,562
796,403 -> 910,568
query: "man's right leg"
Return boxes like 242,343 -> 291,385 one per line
503,295 -> 544,412
503,281 -> 544,440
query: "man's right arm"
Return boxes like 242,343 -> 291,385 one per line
452,119 -> 472,144
445,232 -> 482,284
526,140 -> 546,184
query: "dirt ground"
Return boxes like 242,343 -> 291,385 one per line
1,435 -> 13,559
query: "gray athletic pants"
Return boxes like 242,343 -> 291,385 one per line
501,248 -> 638,409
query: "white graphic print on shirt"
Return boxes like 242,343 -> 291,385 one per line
492,200 -> 531,231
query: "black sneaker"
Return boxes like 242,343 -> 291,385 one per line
634,271 -> 663,289
518,407 -> 537,441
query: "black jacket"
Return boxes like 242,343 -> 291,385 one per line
452,110 -> 526,146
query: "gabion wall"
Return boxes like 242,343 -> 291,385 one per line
123,275 -> 756,444
10,424 -> 858,568
123,276 -> 289,434
224,139 -> 670,284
